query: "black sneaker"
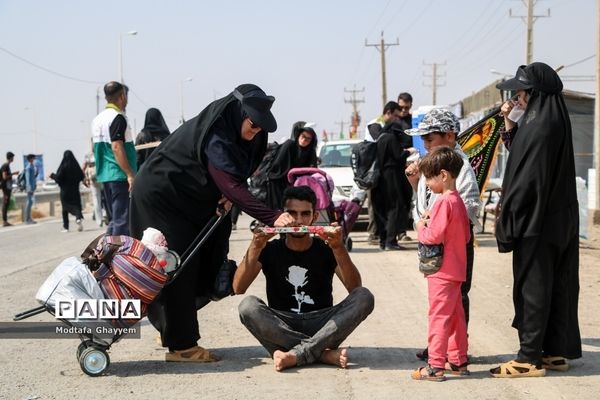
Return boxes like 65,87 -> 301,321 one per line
385,244 -> 406,251
416,347 -> 428,360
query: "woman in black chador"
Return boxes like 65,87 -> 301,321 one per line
130,84 -> 293,362
265,122 -> 318,210
491,62 -> 581,378
50,150 -> 85,232
134,107 -> 170,167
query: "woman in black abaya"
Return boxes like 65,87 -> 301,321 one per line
130,84 -> 293,362
50,150 -> 85,232
265,122 -> 318,210
135,107 -> 170,167
491,62 -> 581,377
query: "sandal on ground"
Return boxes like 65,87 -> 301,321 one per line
542,356 -> 569,371
165,346 -> 220,363
411,365 -> 446,382
490,360 -> 545,378
446,361 -> 470,376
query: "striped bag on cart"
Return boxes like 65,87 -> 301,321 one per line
82,235 -> 168,327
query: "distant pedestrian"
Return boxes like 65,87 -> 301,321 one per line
135,107 -> 170,167
266,122 -> 318,210
82,145 -> 106,227
50,150 -> 85,232
92,81 -> 137,236
23,154 -> 37,224
1,151 -> 19,227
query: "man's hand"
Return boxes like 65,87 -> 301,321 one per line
127,175 -> 135,192
405,162 -> 421,190
317,222 -> 343,249
250,230 -> 276,251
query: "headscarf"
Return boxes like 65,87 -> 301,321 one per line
496,62 -> 578,251
149,83 -> 271,186
140,108 -> 170,141
54,150 -> 84,185
267,125 -> 318,180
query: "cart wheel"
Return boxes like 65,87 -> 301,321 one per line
79,346 -> 110,376
76,339 -> 94,359
345,237 -> 353,252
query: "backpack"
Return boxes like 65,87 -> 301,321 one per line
249,141 -> 281,202
16,170 -> 26,191
351,140 -> 380,190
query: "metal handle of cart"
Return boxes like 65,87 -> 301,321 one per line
165,207 -> 229,286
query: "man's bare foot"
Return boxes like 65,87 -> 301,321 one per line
273,350 -> 297,372
320,348 -> 348,368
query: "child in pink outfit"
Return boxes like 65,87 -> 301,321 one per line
412,146 -> 471,382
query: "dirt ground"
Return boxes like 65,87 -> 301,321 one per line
0,214 -> 599,400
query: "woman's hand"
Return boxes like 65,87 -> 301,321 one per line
273,212 -> 295,227
217,195 -> 232,216
500,100 -> 517,131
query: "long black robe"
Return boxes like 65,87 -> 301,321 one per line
495,62 -> 581,363
129,84 -> 277,350
371,122 -> 411,246
265,126 -> 317,210
50,150 -> 84,217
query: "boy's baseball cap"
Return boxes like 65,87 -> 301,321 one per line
405,109 -> 460,136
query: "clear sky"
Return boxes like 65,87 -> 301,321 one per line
0,0 -> 596,174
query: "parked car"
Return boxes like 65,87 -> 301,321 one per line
317,139 -> 368,229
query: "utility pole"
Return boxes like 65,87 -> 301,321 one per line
510,0 -> 550,64
423,61 -> 446,105
594,0 -> 600,224
365,31 -> 399,109
344,86 -> 365,139
335,120 -> 347,140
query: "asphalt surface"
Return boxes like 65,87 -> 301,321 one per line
0,213 -> 599,400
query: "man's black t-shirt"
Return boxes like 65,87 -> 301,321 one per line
259,237 -> 337,313
0,162 -> 11,190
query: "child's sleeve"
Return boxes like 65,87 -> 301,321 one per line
417,200 -> 450,245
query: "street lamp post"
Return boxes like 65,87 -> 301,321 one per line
180,77 -> 193,124
118,30 -> 138,83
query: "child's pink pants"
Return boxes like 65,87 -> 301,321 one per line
427,276 -> 468,369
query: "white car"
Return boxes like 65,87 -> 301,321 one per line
317,139 -> 368,228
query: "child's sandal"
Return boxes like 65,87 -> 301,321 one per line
411,364 -> 446,382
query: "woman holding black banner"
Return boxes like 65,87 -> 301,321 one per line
130,84 -> 293,362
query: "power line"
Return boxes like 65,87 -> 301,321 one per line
562,54 -> 596,69
0,45 -> 103,85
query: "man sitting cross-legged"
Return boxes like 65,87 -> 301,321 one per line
233,185 -> 374,371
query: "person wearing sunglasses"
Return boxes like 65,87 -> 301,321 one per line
130,84 -> 294,363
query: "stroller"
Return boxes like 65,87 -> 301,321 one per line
13,212 -> 232,376
287,167 -> 359,251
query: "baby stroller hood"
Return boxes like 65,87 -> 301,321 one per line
287,167 -> 335,210
36,256 -> 105,309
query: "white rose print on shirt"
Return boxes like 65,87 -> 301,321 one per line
286,265 -> 314,313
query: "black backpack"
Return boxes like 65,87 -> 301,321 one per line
351,140 -> 380,190
249,141 -> 281,202
17,170 -> 26,191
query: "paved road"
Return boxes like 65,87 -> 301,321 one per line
0,214 -> 599,400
